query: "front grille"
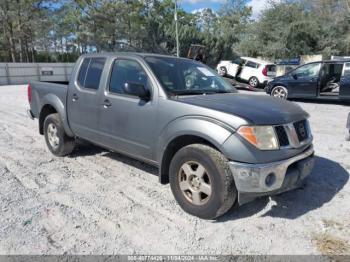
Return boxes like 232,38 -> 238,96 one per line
293,120 -> 309,142
275,126 -> 290,147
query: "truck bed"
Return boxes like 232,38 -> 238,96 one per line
29,81 -> 68,119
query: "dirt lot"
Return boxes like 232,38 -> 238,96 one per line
0,85 -> 349,255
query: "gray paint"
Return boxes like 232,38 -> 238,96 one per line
29,52 -> 313,178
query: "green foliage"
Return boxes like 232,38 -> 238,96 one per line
237,0 -> 350,59
0,0 -> 349,63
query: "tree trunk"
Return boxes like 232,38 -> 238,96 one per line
24,38 -> 30,62
8,24 -> 16,62
16,0 -> 23,62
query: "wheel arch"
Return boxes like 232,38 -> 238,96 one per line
157,117 -> 233,184
39,94 -> 74,137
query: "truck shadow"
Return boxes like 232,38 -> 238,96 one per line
69,141 -> 158,176
218,156 -> 349,222
69,145 -> 348,220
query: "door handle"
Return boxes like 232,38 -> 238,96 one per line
102,99 -> 112,108
72,93 -> 79,101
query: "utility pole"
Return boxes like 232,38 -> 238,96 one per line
174,0 -> 180,57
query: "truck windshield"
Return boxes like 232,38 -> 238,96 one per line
145,56 -> 236,96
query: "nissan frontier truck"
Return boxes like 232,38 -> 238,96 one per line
27,53 -> 315,219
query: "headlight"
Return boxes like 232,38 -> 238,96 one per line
237,126 -> 279,150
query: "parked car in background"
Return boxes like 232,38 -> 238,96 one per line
217,57 -> 276,88
28,53 -> 314,219
265,60 -> 350,102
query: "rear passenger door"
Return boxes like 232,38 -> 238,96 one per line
67,57 -> 106,140
239,60 -> 259,81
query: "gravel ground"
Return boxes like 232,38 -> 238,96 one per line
0,85 -> 349,255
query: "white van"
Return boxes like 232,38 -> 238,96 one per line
217,57 -> 276,88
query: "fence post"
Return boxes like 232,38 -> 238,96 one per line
64,64 -> 68,81
36,63 -> 41,81
5,63 -> 10,85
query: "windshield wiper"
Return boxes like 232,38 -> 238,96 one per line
170,89 -> 236,96
170,90 -> 208,96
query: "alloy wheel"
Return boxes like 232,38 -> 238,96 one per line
272,87 -> 287,99
47,123 -> 60,149
178,161 -> 212,205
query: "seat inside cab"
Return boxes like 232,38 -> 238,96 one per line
320,63 -> 344,96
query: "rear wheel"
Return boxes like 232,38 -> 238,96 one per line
44,113 -> 75,156
169,144 -> 236,219
248,76 -> 259,88
271,86 -> 288,100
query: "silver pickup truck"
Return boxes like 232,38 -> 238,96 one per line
27,53 -> 315,219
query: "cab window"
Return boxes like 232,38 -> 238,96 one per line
77,57 -> 106,90
109,59 -> 150,95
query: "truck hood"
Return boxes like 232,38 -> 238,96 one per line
176,93 -> 309,125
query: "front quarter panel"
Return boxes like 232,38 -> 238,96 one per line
157,116 -> 233,163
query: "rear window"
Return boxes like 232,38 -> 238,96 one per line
77,57 -> 106,90
344,63 -> 350,76
77,59 -> 90,87
267,64 -> 276,72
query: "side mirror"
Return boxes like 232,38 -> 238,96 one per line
123,82 -> 150,100
292,74 -> 298,80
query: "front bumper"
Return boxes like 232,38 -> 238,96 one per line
229,146 -> 315,204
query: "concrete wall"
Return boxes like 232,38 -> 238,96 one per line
0,63 -> 75,85
300,55 -> 323,64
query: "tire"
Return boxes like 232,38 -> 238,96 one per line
248,76 -> 259,88
271,85 -> 288,100
218,67 -> 227,77
169,144 -> 237,219
346,131 -> 350,141
44,113 -> 75,157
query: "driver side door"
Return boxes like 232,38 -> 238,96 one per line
289,62 -> 321,98
97,58 -> 158,162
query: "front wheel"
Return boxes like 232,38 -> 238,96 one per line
169,144 -> 236,219
271,86 -> 288,100
44,113 -> 75,156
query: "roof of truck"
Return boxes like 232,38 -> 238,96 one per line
80,52 -> 190,60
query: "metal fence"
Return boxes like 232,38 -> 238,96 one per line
0,63 -> 75,85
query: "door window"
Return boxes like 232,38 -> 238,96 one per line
109,60 -> 150,95
77,57 -> 106,90
245,61 -> 260,69
293,63 -> 321,79
232,57 -> 242,65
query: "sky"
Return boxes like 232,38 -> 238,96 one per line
180,0 -> 271,18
